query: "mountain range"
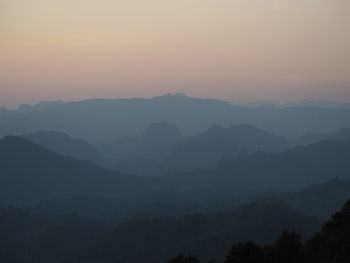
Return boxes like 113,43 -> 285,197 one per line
2,94 -> 350,142
1,134 -> 350,207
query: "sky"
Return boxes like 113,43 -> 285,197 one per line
1,0 -> 350,108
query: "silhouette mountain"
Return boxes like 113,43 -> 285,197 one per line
165,198 -> 350,263
297,126 -> 350,145
3,197 -> 350,263
102,123 -> 289,173
305,199 -> 350,262
0,136 -> 139,205
23,130 -> 100,161
72,200 -> 320,263
165,129 -> 239,171
0,207 -> 105,263
1,135 -> 350,208
166,139 -> 350,191
259,178 -> 350,220
243,99 -> 350,109
97,121 -> 184,161
2,94 -> 350,141
16,101 -> 64,113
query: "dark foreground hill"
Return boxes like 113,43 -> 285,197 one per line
71,200 -> 319,263
274,178 -> 350,219
0,200 -> 321,263
166,199 -> 350,263
1,197 -> 349,263
0,208 -> 105,263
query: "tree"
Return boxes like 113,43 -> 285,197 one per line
167,254 -> 199,263
224,241 -> 263,263
268,230 -> 303,263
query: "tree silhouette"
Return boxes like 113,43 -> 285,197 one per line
167,254 -> 199,263
268,230 -> 303,263
224,241 -> 263,263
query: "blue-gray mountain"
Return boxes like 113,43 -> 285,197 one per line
297,126 -> 350,145
0,136 -> 141,205
97,122 -> 290,173
1,135 -> 350,206
23,130 -> 100,161
2,94 -> 350,142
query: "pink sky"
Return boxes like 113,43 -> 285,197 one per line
1,0 -> 349,108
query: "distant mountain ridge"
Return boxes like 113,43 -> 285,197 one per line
193,124 -> 289,153
242,99 -> 350,109
97,121 -> 184,161
297,126 -> 350,145
97,122 -> 290,173
1,94 -> 350,141
163,123 -> 289,171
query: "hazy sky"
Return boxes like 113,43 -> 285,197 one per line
1,0 -> 350,108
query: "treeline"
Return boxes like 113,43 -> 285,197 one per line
167,199 -> 350,263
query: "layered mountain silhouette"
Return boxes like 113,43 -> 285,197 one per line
16,101 -> 64,113
0,136 -> 140,205
2,196 -> 350,263
2,94 -> 350,141
97,121 -> 184,161
297,126 -> 350,145
210,139 -> 350,189
23,130 -> 100,161
99,122 -> 289,173
278,178 -> 350,219
164,124 -> 289,171
0,207 -> 105,263
193,124 -> 289,153
243,99 -> 350,109
1,135 -> 350,207
163,198 -> 350,263
71,200 -> 320,263
0,199 -> 321,263
304,199 -> 350,262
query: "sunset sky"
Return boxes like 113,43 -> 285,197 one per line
1,0 -> 350,108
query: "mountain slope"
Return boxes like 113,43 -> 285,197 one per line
297,126 -> 350,145
97,121 -> 183,161
161,139 -> 350,191
0,136 -> 139,205
165,124 -> 289,170
305,199 -> 350,262
282,178 -> 350,219
104,123 -> 289,172
23,130 -> 100,161
72,200 -> 320,263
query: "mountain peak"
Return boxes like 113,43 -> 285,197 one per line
151,93 -> 189,101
